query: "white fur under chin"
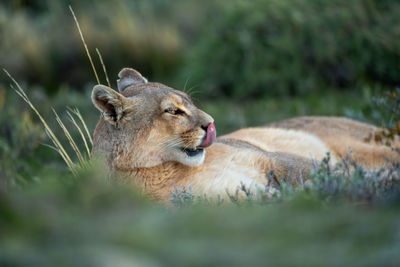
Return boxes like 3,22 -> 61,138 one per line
171,148 -> 206,166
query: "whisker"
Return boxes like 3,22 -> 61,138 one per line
186,84 -> 201,96
183,75 -> 192,93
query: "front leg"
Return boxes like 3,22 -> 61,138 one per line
262,151 -> 315,187
216,138 -> 315,187
187,142 -> 315,199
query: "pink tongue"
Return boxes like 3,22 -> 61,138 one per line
199,122 -> 216,148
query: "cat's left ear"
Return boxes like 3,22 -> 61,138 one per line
117,68 -> 148,92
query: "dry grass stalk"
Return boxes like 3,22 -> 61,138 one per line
3,69 -> 77,174
67,110 -> 91,158
52,108 -> 85,165
69,5 -> 100,85
68,107 -> 93,145
96,48 -> 111,87
3,6 -> 107,175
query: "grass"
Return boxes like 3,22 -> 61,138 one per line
69,5 -> 102,86
1,156 -> 399,266
3,69 -> 92,176
1,7 -> 100,176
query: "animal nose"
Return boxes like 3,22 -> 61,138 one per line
201,122 -> 214,132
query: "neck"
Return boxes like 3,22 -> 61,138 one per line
114,161 -> 194,201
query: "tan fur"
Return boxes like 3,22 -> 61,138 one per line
222,128 -> 337,165
92,69 -> 400,202
266,116 -> 400,168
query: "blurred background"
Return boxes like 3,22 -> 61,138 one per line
1,1 -> 400,266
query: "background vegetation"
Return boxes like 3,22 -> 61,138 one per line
1,0 -> 400,266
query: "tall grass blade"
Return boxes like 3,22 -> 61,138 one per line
3,69 -> 76,174
41,142 -> 77,176
68,107 -> 93,145
67,110 -> 91,157
69,5 -> 100,85
96,48 -> 111,87
52,108 -> 85,165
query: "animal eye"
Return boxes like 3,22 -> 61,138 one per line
165,108 -> 185,115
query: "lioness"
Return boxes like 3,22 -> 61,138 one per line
91,68 -> 399,201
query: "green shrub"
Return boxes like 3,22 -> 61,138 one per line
368,88 -> 400,146
182,0 -> 400,98
4,0 -> 400,100
0,82 -> 100,186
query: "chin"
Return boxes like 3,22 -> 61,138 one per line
171,148 -> 206,167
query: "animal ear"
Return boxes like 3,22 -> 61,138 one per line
117,68 -> 148,92
92,84 -> 128,125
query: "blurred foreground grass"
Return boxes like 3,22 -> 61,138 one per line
1,160 -> 400,266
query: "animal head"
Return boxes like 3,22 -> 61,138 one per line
91,68 -> 216,168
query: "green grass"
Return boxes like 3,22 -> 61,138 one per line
1,159 -> 399,266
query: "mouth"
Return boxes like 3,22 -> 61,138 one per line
178,122 -> 216,158
180,147 -> 204,157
